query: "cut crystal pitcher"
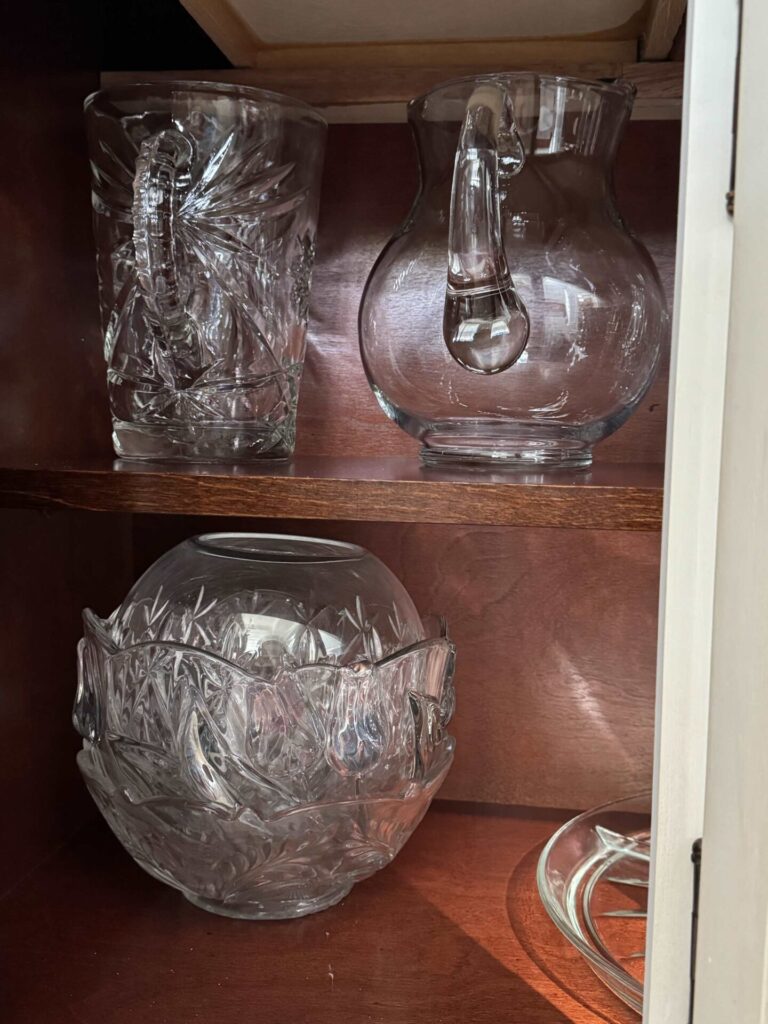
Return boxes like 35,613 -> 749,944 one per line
360,75 -> 667,468
86,83 -> 326,461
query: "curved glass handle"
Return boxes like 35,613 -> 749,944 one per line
443,83 -> 530,375
132,128 -> 200,385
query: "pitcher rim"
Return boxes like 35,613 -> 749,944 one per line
409,72 -> 635,115
84,79 -> 327,127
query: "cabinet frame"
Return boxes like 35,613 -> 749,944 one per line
645,0 -> 739,1019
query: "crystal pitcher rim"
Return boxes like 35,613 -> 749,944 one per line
409,71 -> 635,119
84,79 -> 328,127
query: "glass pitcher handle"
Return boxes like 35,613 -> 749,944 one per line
132,128 -> 200,384
443,83 -> 530,375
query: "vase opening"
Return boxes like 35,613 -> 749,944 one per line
193,533 -> 366,564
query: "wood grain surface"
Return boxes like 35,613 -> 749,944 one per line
0,457 -> 664,531
0,803 -> 637,1024
132,516 -> 660,808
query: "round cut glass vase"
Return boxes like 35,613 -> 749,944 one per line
73,534 -> 455,919
359,74 -> 667,469
86,83 -> 326,462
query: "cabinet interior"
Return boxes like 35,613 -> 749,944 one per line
0,2 -> 683,1021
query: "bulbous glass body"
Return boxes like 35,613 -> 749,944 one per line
73,534 -> 455,919
360,74 -> 667,468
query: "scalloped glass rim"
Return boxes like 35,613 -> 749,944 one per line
82,604 -> 451,670
536,792 -> 651,1013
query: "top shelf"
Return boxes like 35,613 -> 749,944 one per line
0,456 -> 663,530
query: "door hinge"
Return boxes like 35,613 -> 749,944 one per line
688,838 -> 703,1024
727,0 -> 744,215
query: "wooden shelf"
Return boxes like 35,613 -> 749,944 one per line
0,457 -> 663,530
0,803 -> 636,1024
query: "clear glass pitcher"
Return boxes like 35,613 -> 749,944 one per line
86,83 -> 326,461
360,75 -> 667,468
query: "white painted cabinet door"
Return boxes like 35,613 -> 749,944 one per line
644,0 -> 740,1020
689,0 -> 768,1018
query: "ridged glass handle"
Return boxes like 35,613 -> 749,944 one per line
443,83 -> 530,375
132,128 -> 200,385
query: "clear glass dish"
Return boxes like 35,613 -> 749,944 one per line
74,534 -> 456,919
536,793 -> 650,1014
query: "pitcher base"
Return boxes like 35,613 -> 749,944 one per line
420,437 -> 593,470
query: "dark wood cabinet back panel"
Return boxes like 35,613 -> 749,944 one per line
0,66 -> 110,462
0,510 -> 132,887
131,515 -> 659,809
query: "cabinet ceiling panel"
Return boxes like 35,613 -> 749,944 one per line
211,0 -> 645,45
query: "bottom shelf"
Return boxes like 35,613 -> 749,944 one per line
0,803 -> 636,1023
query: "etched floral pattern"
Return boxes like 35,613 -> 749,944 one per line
74,589 -> 455,919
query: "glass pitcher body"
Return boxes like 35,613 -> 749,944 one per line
86,82 -> 326,462
359,75 -> 667,468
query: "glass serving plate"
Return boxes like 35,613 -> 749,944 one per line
536,794 -> 651,1014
